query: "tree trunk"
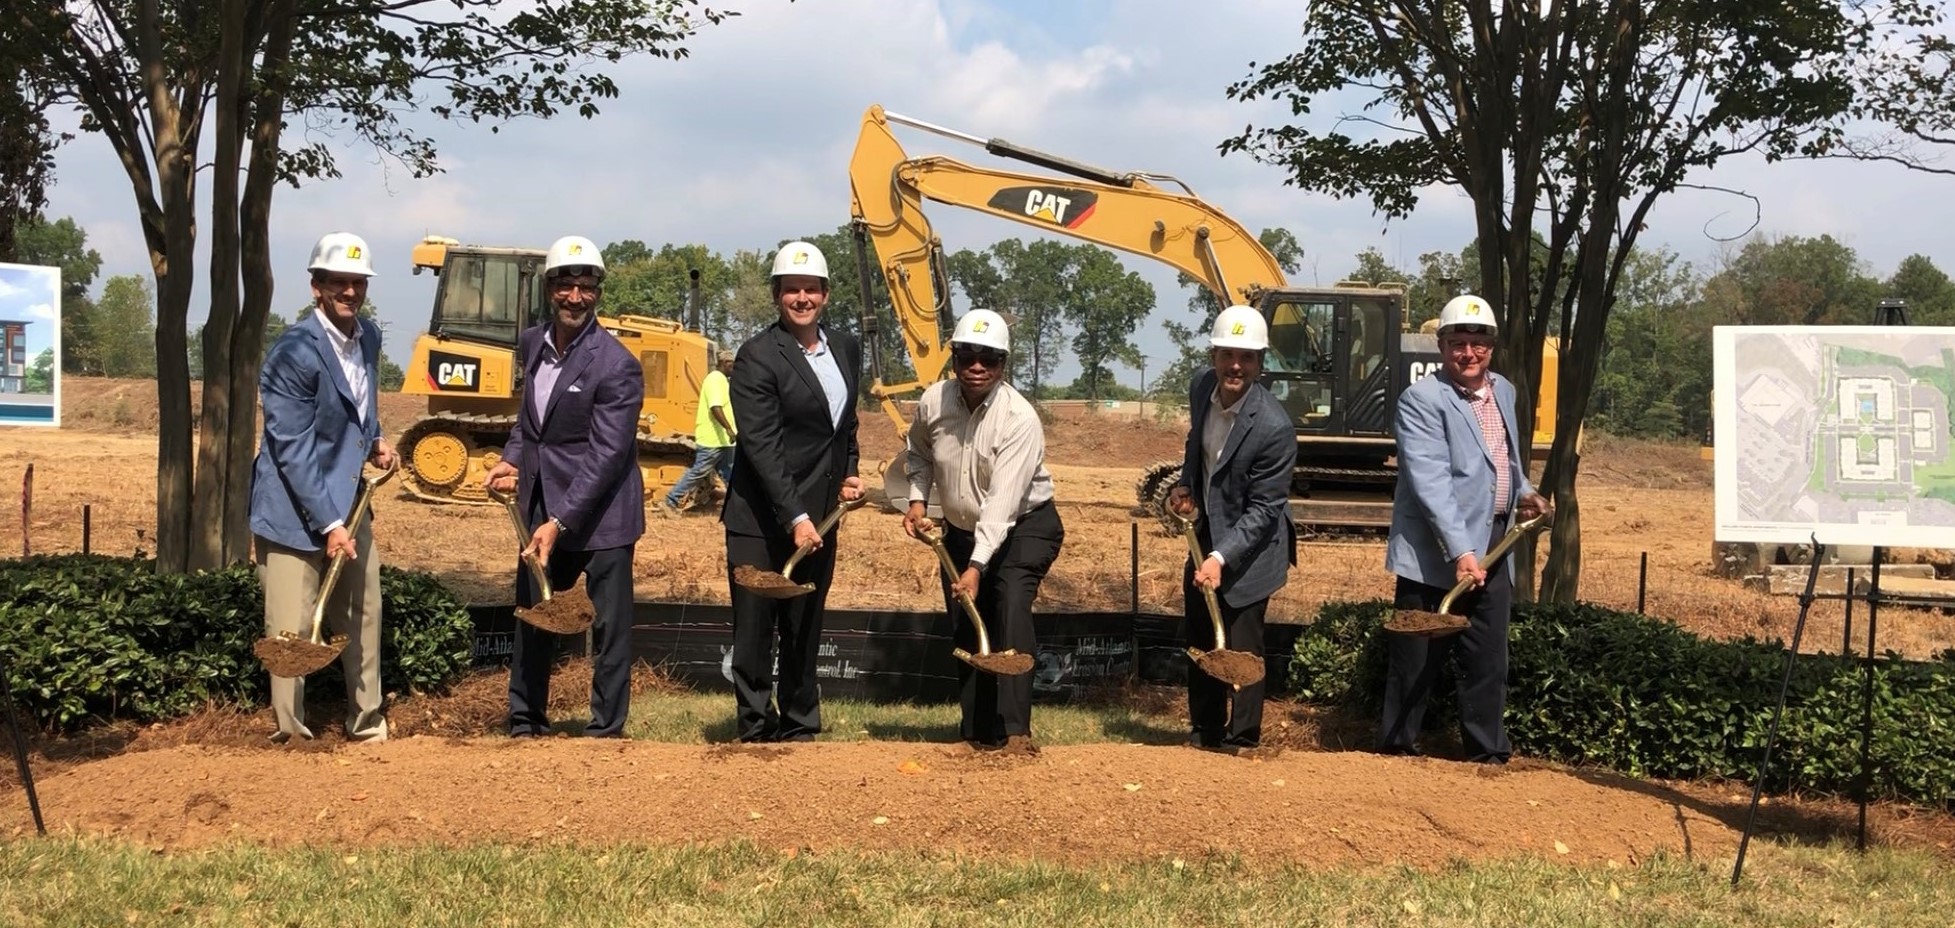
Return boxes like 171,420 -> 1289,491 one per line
227,0 -> 296,566
193,0 -> 249,571
137,0 -> 202,574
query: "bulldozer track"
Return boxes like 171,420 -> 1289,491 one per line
397,413 -> 699,507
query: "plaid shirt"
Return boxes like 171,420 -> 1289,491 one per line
1460,383 -> 1511,514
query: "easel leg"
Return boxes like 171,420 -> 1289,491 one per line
1856,550 -> 1882,851
0,653 -> 45,835
1731,537 -> 1824,886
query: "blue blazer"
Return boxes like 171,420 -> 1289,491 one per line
503,320 -> 647,552
250,313 -> 384,552
1180,368 -> 1298,607
1386,370 -> 1536,589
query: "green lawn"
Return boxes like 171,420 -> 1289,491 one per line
1,838 -> 1949,927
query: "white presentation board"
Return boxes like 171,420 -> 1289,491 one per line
1713,325 -> 1955,547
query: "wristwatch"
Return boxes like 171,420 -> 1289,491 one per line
549,516 -> 568,533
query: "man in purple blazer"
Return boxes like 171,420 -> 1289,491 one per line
485,234 -> 646,738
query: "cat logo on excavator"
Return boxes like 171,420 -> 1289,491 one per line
986,186 -> 1098,230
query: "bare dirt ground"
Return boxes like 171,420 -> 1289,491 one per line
0,377 -> 1950,865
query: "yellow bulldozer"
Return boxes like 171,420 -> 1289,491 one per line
394,236 -> 722,507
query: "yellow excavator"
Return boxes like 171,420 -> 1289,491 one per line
847,103 -> 1561,531
394,236 -> 720,506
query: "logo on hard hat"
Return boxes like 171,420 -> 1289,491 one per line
1230,322 -> 1245,335
1465,301 -> 1482,315
972,319 -> 989,332
346,246 -> 362,260
792,250 -> 808,265
568,243 -> 583,256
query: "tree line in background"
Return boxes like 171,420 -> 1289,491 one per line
21,213 -> 1955,448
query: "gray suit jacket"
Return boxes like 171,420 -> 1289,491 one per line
1386,370 -> 1536,589
1180,368 -> 1298,607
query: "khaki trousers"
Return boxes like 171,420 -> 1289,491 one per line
256,525 -> 387,742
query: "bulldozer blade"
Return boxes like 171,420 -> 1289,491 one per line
1187,646 -> 1264,688
516,580 -> 597,635
253,631 -> 348,678
952,647 -> 1035,677
732,564 -> 817,599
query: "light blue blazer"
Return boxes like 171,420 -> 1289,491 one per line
249,313 -> 383,552
1385,370 -> 1535,589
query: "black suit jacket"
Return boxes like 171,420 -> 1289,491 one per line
722,322 -> 861,537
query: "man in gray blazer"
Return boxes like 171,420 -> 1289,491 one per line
485,234 -> 646,738
250,232 -> 396,743
1381,294 -> 1550,764
1168,304 -> 1298,751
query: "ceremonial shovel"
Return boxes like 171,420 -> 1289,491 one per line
253,462 -> 397,678
916,523 -> 1034,676
1174,509 -> 1265,689
488,485 -> 597,634
732,495 -> 868,598
1384,511 -> 1553,637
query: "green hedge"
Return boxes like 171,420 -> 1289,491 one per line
0,554 -> 475,732
1289,599 -> 1955,808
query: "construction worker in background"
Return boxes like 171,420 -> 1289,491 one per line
250,232 -> 394,743
1166,304 -> 1296,753
902,309 -> 1063,755
1380,294 -> 1550,764
485,235 -> 647,738
658,350 -> 737,517
722,241 -> 863,743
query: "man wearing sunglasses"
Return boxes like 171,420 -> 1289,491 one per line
902,309 -> 1062,755
1166,304 -> 1297,753
1380,294 -> 1550,764
485,234 -> 647,738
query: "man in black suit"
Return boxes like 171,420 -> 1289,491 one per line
1167,304 -> 1298,751
722,240 -> 863,743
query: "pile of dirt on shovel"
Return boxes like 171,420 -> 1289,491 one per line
1192,649 -> 1266,687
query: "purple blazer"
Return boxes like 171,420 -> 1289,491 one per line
503,319 -> 646,551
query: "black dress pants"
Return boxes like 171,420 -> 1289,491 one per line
938,501 -> 1064,746
726,527 -> 839,742
1378,517 -> 1514,762
508,543 -> 637,737
1182,574 -> 1269,749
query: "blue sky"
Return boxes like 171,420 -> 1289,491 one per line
33,0 -> 1955,387
0,264 -> 59,360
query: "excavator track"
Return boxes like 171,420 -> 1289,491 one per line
397,413 -> 701,507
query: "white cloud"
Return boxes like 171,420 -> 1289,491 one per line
26,302 -> 55,320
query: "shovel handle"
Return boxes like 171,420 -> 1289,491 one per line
779,494 -> 867,579
920,526 -> 992,655
487,484 -> 554,600
308,462 -> 398,640
1173,511 -> 1228,650
1437,511 -> 1553,614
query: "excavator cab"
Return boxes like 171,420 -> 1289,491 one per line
1258,286 -> 1397,441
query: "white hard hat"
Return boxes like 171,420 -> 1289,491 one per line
950,309 -> 1010,353
307,232 -> 375,277
1437,294 -> 1497,334
770,241 -> 830,281
1208,304 -> 1268,351
544,235 -> 606,279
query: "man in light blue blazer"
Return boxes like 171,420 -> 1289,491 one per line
1381,294 -> 1550,764
1168,305 -> 1298,751
250,232 -> 397,743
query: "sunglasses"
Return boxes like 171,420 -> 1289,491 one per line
953,348 -> 1006,368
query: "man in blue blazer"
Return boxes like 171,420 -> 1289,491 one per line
723,241 -> 863,743
1167,304 -> 1298,751
251,232 -> 396,743
1381,294 -> 1551,763
485,235 -> 646,738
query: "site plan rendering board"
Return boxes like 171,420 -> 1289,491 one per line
1714,325 -> 1955,547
